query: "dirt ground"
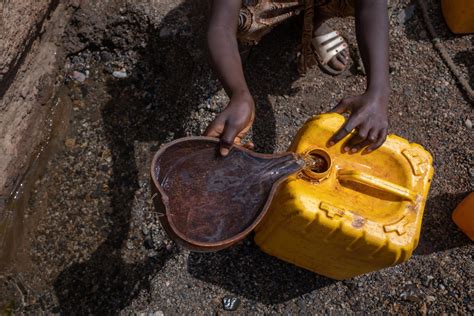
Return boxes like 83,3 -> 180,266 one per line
1,0 -> 473,314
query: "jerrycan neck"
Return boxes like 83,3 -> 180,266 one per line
297,147 -> 333,182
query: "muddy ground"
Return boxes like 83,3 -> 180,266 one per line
1,0 -> 473,314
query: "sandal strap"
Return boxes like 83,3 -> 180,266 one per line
312,32 -> 347,65
313,31 -> 340,46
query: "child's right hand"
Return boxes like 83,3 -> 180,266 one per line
204,91 -> 255,156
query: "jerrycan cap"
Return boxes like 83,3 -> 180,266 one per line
150,136 -> 303,252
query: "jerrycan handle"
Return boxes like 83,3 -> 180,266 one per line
337,169 -> 416,202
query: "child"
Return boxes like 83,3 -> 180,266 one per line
204,0 -> 390,156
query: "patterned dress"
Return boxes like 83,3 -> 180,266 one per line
236,0 -> 355,74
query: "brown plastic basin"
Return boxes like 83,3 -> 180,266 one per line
150,136 -> 302,252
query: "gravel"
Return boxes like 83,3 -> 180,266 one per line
1,0 -> 472,314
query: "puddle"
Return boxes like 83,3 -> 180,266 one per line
0,87 -> 73,271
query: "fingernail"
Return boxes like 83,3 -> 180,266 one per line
367,149 -> 372,153
329,141 -> 335,146
351,148 -> 357,153
220,148 -> 229,156
344,146 -> 349,152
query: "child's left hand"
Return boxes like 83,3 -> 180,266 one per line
328,90 -> 389,153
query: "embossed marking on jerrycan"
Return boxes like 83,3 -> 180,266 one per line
254,113 -> 434,280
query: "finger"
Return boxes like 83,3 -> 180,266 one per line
330,98 -> 350,114
242,141 -> 255,150
204,120 -> 222,137
367,127 -> 388,152
328,116 -> 359,146
346,125 -> 370,152
351,128 -> 377,152
219,123 -> 239,156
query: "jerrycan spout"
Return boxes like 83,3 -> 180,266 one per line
298,148 -> 333,182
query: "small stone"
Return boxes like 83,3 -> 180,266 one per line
144,239 -> 154,249
398,4 -> 416,24
72,100 -> 84,108
222,296 -> 241,311
159,27 -> 172,38
426,295 -> 436,303
72,71 -> 86,82
100,51 -> 113,62
112,70 -> 128,79
65,138 -> 76,149
420,303 -> 428,315
465,119 -> 472,129
423,275 -> 434,287
401,292 -> 421,302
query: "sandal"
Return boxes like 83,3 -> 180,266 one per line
312,30 -> 349,75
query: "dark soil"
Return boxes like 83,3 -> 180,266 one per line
1,0 -> 472,314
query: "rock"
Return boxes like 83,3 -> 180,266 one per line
144,239 -> 154,249
100,51 -> 113,62
398,4 -> 416,24
426,295 -> 436,303
65,138 -> 76,149
72,71 -> 86,82
423,275 -> 434,287
400,292 -> 422,302
159,27 -> 172,38
112,70 -> 128,79
420,303 -> 428,315
465,119 -> 472,129
222,296 -> 241,311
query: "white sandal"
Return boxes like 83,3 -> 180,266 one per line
312,30 -> 349,75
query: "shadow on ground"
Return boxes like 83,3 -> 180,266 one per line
415,191 -> 471,255
454,37 -> 474,90
53,1 -> 303,313
188,237 -> 335,304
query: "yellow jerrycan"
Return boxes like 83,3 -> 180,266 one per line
254,113 -> 434,280
441,0 -> 474,34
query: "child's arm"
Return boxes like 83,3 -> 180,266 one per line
330,0 -> 390,152
204,0 -> 255,156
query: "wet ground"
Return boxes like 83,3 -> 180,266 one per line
1,0 -> 473,314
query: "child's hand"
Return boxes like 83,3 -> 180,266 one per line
329,91 -> 389,152
204,91 -> 255,156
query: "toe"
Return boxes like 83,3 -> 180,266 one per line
328,56 -> 345,71
337,54 -> 347,65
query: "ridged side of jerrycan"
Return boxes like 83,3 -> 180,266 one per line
254,113 -> 434,280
